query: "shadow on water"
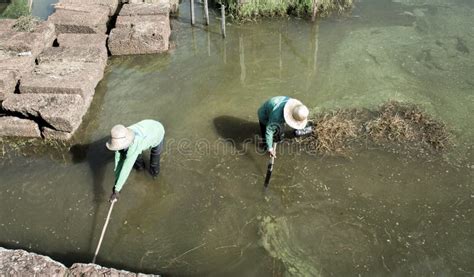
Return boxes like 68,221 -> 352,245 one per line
213,116 -> 260,147
69,137 -> 114,254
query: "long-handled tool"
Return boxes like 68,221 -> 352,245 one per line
264,143 -> 277,190
92,199 -> 117,264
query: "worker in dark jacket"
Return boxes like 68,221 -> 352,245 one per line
258,96 -> 309,157
106,119 -> 165,201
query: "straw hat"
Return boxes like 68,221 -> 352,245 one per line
106,124 -> 135,151
284,98 -> 309,130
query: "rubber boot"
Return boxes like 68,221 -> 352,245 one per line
134,154 -> 145,171
149,143 -> 162,178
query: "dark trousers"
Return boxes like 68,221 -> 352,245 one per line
134,140 -> 164,176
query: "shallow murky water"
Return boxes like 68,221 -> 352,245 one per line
1,0 -> 473,276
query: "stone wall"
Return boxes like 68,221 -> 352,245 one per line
0,247 -> 160,276
0,0 -> 173,140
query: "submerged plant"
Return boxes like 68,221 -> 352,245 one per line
298,101 -> 451,156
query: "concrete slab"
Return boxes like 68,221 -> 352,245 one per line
120,3 -> 169,16
2,94 -> 86,132
0,19 -> 16,32
37,47 -> 108,68
48,4 -> 110,34
20,61 -> 103,99
115,14 -> 167,28
42,127 -> 74,140
108,19 -> 170,55
58,0 -> 120,16
0,116 -> 41,138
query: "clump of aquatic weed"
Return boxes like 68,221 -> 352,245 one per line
299,101 -> 452,156
12,15 -> 39,32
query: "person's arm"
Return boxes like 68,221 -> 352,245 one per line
114,152 -> 139,192
265,123 -> 278,151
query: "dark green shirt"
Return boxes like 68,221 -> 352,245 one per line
257,96 -> 289,150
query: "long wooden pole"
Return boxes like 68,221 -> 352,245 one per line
190,0 -> 195,25
311,0 -> 318,22
221,4 -> 226,38
264,143 -> 277,190
204,0 -> 209,25
92,199 -> 116,264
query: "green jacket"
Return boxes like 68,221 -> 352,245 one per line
114,120 -> 165,192
258,96 -> 289,150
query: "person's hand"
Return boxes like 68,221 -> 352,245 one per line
109,191 -> 119,203
269,148 -> 276,158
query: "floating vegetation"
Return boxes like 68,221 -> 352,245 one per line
12,15 -> 39,32
299,101 -> 452,155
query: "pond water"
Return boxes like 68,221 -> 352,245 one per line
1,0 -> 473,276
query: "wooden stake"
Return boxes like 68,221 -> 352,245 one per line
204,0 -> 209,26
190,0 -> 195,25
311,0 -> 319,22
221,4 -> 226,38
92,199 -> 116,264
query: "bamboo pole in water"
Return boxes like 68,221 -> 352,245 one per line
28,0 -> 33,12
311,0 -> 319,22
204,0 -> 209,25
221,4 -> 226,38
239,35 -> 246,83
190,0 -> 195,25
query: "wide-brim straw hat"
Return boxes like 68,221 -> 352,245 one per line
284,98 -> 309,130
106,124 -> 135,151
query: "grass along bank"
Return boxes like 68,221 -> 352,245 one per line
222,0 -> 353,20
1,0 -> 30,18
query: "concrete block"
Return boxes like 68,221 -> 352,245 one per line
0,54 -> 35,80
0,248 -> 67,275
108,19 -> 170,55
120,3 -> 169,16
37,47 -> 108,68
2,94 -> 86,132
58,0 -> 120,15
48,4 -> 110,34
0,116 -> 41,138
19,61 -> 103,99
0,19 -> 16,32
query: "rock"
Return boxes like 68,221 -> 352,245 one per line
120,2 -> 170,16
69,263 -> 159,276
0,19 -> 16,32
2,93 -> 86,132
48,4 -> 110,34
37,47 -> 108,68
126,0 -> 177,12
57,33 -> 108,49
0,117 -> 41,137
0,248 -> 67,275
20,61 -> 104,99
58,0 -> 120,16
0,70 -> 17,101
42,127 -> 74,140
0,54 -> 35,84
115,14 -> 167,28
108,17 -> 170,55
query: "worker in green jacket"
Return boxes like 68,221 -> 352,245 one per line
106,119 -> 165,202
258,96 -> 309,158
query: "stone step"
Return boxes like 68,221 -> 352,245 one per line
2,94 -> 86,133
19,61 -> 104,99
37,47 -> 108,68
48,4 -> 110,34
0,116 -> 41,138
0,21 -> 56,57
57,0 -> 120,16
120,2 -> 169,16
0,70 -> 17,101
57,33 -> 108,50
